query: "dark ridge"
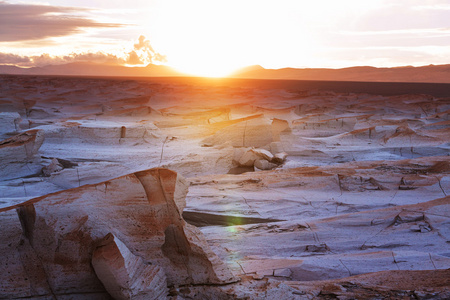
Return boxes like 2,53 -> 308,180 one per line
2,74 -> 450,98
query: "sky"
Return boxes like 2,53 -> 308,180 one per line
0,0 -> 449,77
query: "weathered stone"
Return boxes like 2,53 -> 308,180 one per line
0,210 -> 53,298
92,233 -> 168,300
0,112 -> 21,136
272,152 -> 288,164
0,168 -> 236,299
42,158 -> 64,176
254,159 -> 278,170
233,147 -> 252,164
274,268 -> 293,278
251,148 -> 274,161
0,129 -> 44,161
0,129 -> 45,179
269,142 -> 285,154
203,117 -> 274,148
239,150 -> 260,167
271,118 -> 291,137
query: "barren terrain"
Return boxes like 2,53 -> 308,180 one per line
0,75 -> 449,299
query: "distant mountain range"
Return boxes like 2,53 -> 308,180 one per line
1,62 -> 450,83
0,62 -> 184,77
231,64 -> 450,83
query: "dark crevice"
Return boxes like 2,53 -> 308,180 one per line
183,211 -> 283,227
16,204 -> 36,244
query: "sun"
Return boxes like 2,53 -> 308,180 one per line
169,57 -> 244,78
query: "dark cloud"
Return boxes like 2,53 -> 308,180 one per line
0,52 -> 31,64
0,1 -> 123,41
0,51 -> 127,67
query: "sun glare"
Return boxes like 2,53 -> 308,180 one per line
144,0 -> 385,77
147,0 -> 275,77
170,60 -> 242,78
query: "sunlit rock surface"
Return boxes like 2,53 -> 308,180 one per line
0,168 -> 236,298
0,75 -> 449,298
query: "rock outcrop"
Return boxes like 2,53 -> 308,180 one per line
92,233 -> 168,300
0,112 -> 21,137
233,147 -> 287,170
202,116 -> 288,148
0,129 -> 45,179
0,168 -> 236,299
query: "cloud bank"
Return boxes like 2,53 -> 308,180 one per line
0,36 -> 167,67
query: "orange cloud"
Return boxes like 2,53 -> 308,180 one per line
131,35 -> 167,65
0,36 -> 167,67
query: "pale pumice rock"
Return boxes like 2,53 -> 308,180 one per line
0,168 -> 237,299
202,117 -> 274,148
92,233 -> 168,300
233,147 -> 252,164
0,129 -> 45,179
0,112 -> 21,136
269,142 -> 284,154
251,148 -> 274,161
0,129 -> 45,161
254,159 -> 278,171
42,158 -> 64,176
271,118 -> 291,136
238,149 -> 260,167
272,152 -> 288,164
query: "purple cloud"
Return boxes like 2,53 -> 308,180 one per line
0,1 -> 123,41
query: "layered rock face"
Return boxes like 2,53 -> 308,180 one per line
0,112 -> 21,137
0,168 -> 236,299
0,129 -> 45,179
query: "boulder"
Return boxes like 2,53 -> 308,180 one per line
0,168 -> 236,299
252,148 -> 274,161
236,148 -> 275,167
42,158 -> 64,176
272,152 -> 288,164
254,159 -> 278,170
238,150 -> 260,167
233,147 -> 252,164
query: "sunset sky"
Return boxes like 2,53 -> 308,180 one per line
1,0 -> 449,76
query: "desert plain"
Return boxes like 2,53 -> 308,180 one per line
0,74 -> 449,299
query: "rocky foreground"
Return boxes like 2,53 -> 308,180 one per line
0,75 -> 449,299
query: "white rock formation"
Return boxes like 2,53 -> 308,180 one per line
0,168 -> 236,299
0,112 -> 21,136
42,158 -> 63,176
203,116 -> 276,147
0,129 -> 45,179
92,233 -> 168,300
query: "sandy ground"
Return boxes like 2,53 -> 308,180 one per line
1,74 -> 449,298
